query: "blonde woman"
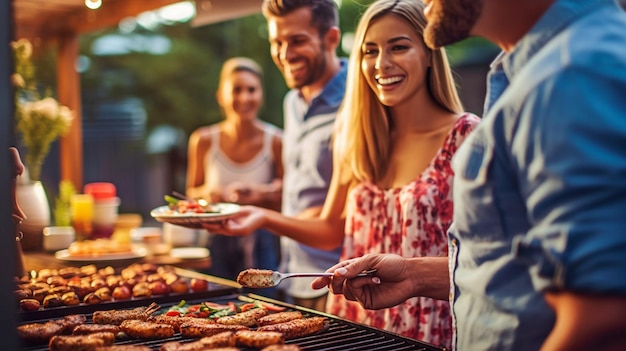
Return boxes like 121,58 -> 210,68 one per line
186,57 -> 283,286
205,1 -> 479,347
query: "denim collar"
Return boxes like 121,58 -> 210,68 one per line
494,0 -> 610,82
303,58 -> 348,119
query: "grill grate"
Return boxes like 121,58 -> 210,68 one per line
19,294 -> 445,351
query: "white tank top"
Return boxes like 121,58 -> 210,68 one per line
204,123 -> 279,191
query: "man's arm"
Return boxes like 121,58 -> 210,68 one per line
541,292 -> 626,351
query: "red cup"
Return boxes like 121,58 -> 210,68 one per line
84,182 -> 116,200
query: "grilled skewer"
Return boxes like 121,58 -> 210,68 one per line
92,302 -> 160,325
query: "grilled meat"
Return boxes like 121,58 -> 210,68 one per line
48,332 -> 115,351
257,311 -> 303,326
180,322 -> 249,338
160,331 -> 236,351
94,346 -> 151,351
235,330 -> 284,349
119,319 -> 175,339
73,324 -> 121,335
18,314 -> 87,343
236,269 -> 274,288
257,317 -> 327,339
92,302 -> 160,325
147,314 -> 192,331
216,308 -> 267,327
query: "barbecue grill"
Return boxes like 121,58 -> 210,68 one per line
17,268 -> 446,351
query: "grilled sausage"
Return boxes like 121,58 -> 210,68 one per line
119,319 -> 175,339
257,311 -> 303,326
235,330 -> 285,348
160,331 -> 236,351
147,314 -> 193,332
179,322 -> 249,338
49,332 -> 115,351
257,317 -> 327,339
216,308 -> 267,327
73,324 -> 121,335
95,346 -> 152,351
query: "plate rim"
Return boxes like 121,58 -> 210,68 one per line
55,246 -> 148,262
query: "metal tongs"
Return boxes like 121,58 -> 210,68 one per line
266,269 -> 378,287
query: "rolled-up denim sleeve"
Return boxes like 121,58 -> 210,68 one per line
516,65 -> 626,294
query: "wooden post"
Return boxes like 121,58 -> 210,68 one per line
57,33 -> 84,189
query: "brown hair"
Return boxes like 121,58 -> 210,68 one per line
217,57 -> 263,92
262,0 -> 339,37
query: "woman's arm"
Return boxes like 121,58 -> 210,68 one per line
206,152 -> 350,250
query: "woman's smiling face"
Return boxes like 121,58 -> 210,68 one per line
360,14 -> 431,108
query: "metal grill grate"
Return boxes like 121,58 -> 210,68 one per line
19,294 -> 445,351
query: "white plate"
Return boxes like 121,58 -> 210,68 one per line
150,203 -> 240,229
55,246 -> 148,262
169,247 -> 210,259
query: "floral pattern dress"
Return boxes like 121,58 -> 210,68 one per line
326,113 -> 480,349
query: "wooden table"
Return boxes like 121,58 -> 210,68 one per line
22,250 -> 212,273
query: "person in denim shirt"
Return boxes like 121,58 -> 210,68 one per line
312,0 -> 626,350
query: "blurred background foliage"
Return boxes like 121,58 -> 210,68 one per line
28,0 -> 500,216
74,0 -> 497,137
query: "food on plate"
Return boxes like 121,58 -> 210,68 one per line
73,324 -> 121,335
180,322 -> 249,338
236,269 -> 275,288
160,331 -> 236,351
66,239 -> 133,256
257,311 -> 303,326
119,319 -> 176,339
215,307 -> 268,327
164,195 -> 220,214
18,314 -> 86,343
48,332 -> 115,351
235,330 -> 285,349
257,316 -> 327,339
92,302 -> 160,325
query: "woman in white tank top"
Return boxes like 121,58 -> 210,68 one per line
186,58 -> 283,290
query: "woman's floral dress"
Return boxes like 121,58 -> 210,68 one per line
326,113 -> 480,349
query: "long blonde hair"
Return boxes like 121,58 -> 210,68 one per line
334,0 -> 463,183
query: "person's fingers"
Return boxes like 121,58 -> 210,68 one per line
311,276 -> 330,290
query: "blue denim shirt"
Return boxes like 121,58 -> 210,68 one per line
280,59 -> 347,298
449,1 -> 626,350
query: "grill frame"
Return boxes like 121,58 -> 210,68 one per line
18,293 -> 447,351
